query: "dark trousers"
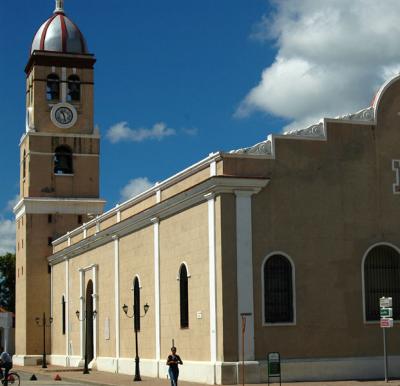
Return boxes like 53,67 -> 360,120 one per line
0,362 -> 12,385
168,367 -> 179,386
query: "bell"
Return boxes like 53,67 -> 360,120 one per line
68,76 -> 81,101
54,147 -> 73,174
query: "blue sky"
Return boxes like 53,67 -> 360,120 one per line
1,0 -> 399,253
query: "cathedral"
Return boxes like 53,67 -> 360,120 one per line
14,1 -> 400,384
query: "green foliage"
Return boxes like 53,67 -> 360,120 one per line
0,253 -> 15,312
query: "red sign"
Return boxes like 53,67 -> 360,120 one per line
380,318 -> 393,328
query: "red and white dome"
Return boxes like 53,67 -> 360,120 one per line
31,0 -> 88,55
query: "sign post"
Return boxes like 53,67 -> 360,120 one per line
379,297 -> 393,383
240,313 -> 252,386
267,352 -> 281,386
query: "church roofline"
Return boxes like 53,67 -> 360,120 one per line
51,151 -> 224,247
48,175 -> 269,265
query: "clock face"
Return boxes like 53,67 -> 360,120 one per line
55,107 -> 73,125
50,103 -> 77,129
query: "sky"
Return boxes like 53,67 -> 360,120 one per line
0,0 -> 400,254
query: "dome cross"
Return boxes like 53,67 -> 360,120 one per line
54,0 -> 65,14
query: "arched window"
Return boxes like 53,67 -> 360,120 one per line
179,264 -> 189,328
62,295 -> 66,335
54,145 -> 73,174
46,74 -> 60,101
263,254 -> 294,324
67,75 -> 81,102
364,245 -> 400,321
133,276 -> 141,332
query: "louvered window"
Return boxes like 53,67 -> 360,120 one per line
364,245 -> 400,321
264,255 -> 294,323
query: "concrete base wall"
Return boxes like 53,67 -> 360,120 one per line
44,355 -> 400,384
12,355 -> 42,366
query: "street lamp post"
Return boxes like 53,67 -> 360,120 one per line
75,309 -> 97,374
35,313 -> 53,369
122,302 -> 149,381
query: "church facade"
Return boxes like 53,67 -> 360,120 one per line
14,1 -> 400,384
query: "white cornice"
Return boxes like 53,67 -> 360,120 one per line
14,197 -> 106,220
48,176 -> 269,265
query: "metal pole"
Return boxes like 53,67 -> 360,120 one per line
83,315 -> 89,374
42,313 -> 47,369
242,315 -> 245,386
134,325 -> 141,381
383,328 -> 388,382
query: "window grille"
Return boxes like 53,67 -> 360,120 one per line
264,254 -> 294,323
179,264 -> 189,328
364,245 -> 400,321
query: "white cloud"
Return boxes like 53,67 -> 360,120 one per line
106,122 -> 176,143
6,194 -> 19,213
181,127 -> 198,136
0,218 -> 15,255
237,0 -> 400,131
120,177 -> 154,202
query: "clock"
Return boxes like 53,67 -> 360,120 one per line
50,103 -> 77,129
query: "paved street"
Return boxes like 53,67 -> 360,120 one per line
10,366 -> 400,386
11,370 -> 88,385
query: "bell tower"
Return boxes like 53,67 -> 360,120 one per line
14,1 -> 105,364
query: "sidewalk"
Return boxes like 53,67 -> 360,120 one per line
13,365 -> 400,386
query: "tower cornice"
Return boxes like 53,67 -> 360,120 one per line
25,51 -> 96,75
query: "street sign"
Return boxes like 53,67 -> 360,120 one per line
268,352 -> 280,376
267,352 -> 281,386
380,297 -> 392,308
380,308 -> 393,318
380,318 -> 394,328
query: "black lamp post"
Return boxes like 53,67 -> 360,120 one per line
75,309 -> 97,374
35,313 -> 53,369
122,302 -> 149,381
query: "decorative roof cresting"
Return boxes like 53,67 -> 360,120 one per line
230,105 -> 375,156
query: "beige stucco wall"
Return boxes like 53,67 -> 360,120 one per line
25,134 -> 100,199
247,119 -> 400,360
119,226 -> 155,359
66,242 -> 115,358
162,168 -> 210,201
159,202 -> 210,362
120,196 -> 156,221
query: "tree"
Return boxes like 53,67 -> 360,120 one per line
0,253 -> 15,312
